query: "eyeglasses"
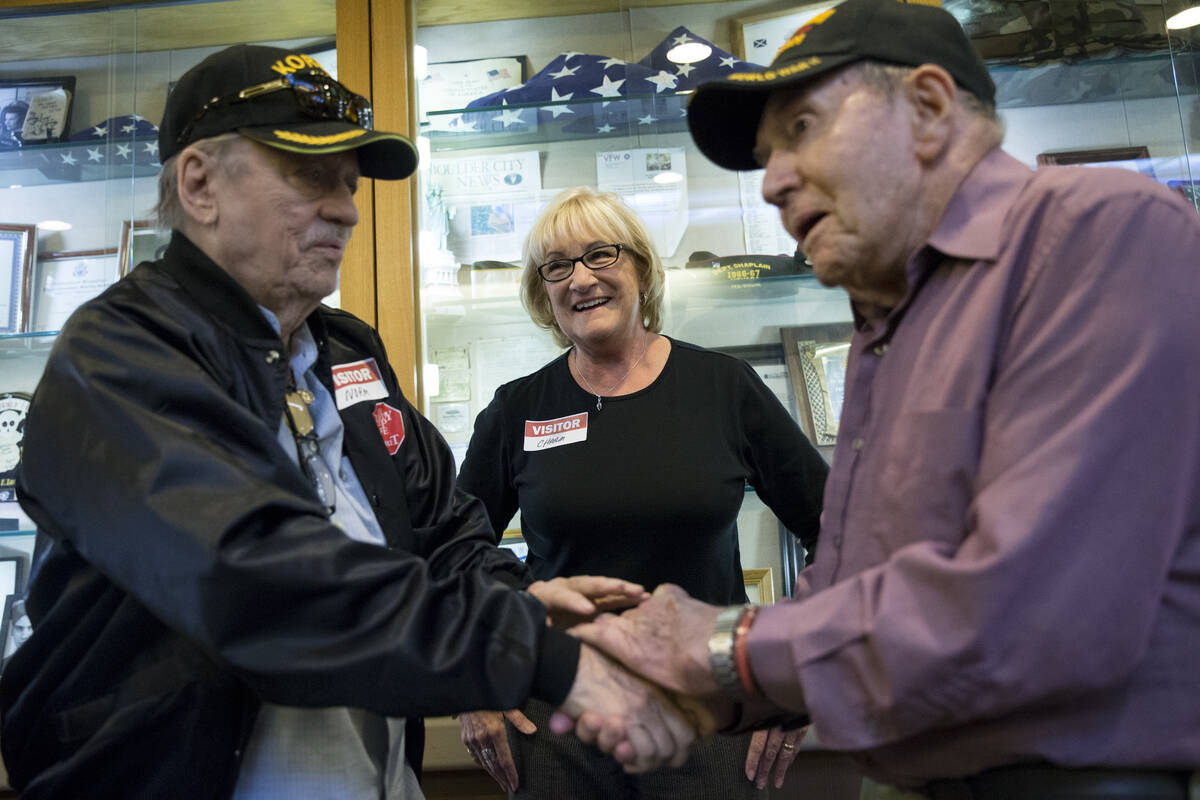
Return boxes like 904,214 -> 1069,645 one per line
537,243 -> 625,282
283,386 -> 337,517
176,69 -> 374,147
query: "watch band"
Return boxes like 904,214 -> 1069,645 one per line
709,604 -> 753,703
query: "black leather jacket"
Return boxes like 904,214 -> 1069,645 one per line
0,233 -> 579,799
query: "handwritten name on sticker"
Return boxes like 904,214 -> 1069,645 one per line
373,402 -> 406,455
523,412 -> 589,452
332,358 -> 389,410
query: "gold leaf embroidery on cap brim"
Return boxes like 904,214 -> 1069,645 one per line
273,129 -> 369,145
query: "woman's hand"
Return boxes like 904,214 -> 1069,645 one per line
458,709 -> 537,793
745,725 -> 808,789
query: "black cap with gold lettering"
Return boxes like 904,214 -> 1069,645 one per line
687,0 -> 994,171
159,44 -> 417,180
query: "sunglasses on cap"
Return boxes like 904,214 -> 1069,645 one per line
175,68 -> 374,147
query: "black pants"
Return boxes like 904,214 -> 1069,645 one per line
507,698 -> 765,800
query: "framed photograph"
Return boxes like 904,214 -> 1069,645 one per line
34,248 -> 118,332
0,76 -> 76,148
743,567 -> 775,605
1036,146 -> 1150,168
118,220 -> 171,276
419,55 -> 528,120
2,593 -> 32,669
781,323 -> 855,448
733,3 -> 839,64
1,223 -> 37,334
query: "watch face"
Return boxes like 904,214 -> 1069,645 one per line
0,392 -> 31,502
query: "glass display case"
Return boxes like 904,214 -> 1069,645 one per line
0,2 -> 340,789
412,0 -> 1199,606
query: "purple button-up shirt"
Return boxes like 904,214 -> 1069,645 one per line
748,148 -> 1200,785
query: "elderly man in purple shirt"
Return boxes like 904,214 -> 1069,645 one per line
557,1 -> 1200,798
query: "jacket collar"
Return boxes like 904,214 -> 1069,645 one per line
154,231 -> 330,347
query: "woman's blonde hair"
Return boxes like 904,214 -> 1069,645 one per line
520,186 -> 665,348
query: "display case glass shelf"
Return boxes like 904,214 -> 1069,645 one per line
0,139 -> 160,187
424,90 -> 695,151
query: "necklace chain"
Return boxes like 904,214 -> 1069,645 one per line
575,333 -> 650,411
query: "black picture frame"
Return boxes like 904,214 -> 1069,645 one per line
0,75 -> 77,148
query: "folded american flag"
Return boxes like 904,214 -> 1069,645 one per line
441,27 -> 754,138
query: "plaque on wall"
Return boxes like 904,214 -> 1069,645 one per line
0,392 -> 31,504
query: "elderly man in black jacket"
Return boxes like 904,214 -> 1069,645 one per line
0,44 -> 695,799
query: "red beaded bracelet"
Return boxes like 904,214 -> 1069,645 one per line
734,605 -> 762,699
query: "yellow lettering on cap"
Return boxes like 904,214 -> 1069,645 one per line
271,53 -> 330,77
272,128 -> 369,145
727,56 -> 822,83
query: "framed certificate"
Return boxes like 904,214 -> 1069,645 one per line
34,248 -> 118,332
0,223 -> 37,334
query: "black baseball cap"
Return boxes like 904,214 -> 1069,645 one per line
159,44 -> 418,180
687,0 -> 995,171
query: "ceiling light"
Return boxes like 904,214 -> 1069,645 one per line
1166,5 -> 1200,29
666,42 -> 712,64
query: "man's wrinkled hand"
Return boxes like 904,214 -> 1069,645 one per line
570,583 -> 722,696
528,575 -> 649,628
549,643 -> 699,773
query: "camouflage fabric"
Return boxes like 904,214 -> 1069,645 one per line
945,1 -> 1175,66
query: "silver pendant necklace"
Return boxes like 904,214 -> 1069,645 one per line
574,333 -> 650,411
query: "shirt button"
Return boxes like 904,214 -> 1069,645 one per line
265,350 -> 281,364
852,437 -> 865,450
833,535 -> 843,547
873,343 -> 888,356
339,470 -> 348,481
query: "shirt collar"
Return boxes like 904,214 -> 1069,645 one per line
259,306 -> 318,379
850,148 -> 1036,330
925,147 -> 1035,263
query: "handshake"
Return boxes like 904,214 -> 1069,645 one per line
460,577 -> 807,792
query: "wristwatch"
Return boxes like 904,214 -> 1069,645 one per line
709,605 -> 752,703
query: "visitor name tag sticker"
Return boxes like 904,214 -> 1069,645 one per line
331,358 -> 389,409
523,412 -> 588,451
